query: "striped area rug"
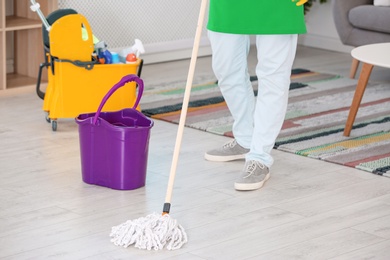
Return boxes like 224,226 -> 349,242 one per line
141,69 -> 390,177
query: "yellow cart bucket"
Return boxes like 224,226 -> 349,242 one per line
41,13 -> 141,130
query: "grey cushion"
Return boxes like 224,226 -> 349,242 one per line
349,5 -> 390,34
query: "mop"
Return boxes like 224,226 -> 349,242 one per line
109,0 -> 208,250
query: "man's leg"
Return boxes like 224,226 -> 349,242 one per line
248,34 -> 298,167
205,31 -> 254,161
235,34 -> 298,191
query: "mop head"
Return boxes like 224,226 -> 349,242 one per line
109,212 -> 188,250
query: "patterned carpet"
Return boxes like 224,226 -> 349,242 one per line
141,69 -> 390,177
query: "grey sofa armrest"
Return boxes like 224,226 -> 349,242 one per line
332,0 -> 373,45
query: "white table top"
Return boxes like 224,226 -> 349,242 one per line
351,42 -> 390,69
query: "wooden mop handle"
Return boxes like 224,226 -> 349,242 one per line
163,0 -> 208,214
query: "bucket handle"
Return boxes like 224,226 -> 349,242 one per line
92,74 -> 144,125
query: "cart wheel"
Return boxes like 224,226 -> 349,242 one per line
52,120 -> 57,131
45,112 -> 51,123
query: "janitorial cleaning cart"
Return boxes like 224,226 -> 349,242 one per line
30,1 -> 143,131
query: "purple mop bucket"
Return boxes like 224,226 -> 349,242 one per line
75,74 -> 154,190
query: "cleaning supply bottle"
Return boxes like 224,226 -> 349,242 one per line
125,53 -> 137,64
119,39 -> 145,63
95,41 -> 113,64
111,52 -> 121,64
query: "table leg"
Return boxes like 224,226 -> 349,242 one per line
344,62 -> 374,136
349,58 -> 360,79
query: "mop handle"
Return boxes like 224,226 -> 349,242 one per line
30,0 -> 51,31
163,0 -> 208,214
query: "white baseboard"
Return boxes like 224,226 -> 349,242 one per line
298,34 -> 353,54
141,45 -> 212,64
111,37 -> 212,64
137,34 -> 353,64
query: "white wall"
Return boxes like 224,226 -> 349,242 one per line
58,0 -> 212,64
55,1 -> 352,64
298,0 -> 353,53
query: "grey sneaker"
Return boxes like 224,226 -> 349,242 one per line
234,160 -> 270,191
205,139 -> 249,162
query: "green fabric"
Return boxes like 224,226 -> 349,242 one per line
207,0 -> 307,35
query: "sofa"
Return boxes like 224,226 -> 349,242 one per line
332,0 -> 390,78
332,0 -> 390,47
332,0 -> 390,136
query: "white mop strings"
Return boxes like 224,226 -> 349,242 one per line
110,212 -> 188,250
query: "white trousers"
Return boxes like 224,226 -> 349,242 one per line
208,31 -> 298,167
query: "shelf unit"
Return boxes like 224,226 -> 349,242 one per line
0,0 -> 57,90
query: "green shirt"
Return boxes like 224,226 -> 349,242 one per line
207,0 -> 307,35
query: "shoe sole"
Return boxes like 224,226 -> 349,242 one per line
204,153 -> 247,162
234,172 -> 271,191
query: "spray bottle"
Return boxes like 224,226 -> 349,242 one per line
118,39 -> 145,63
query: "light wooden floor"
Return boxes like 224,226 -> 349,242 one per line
1,46 -> 390,260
